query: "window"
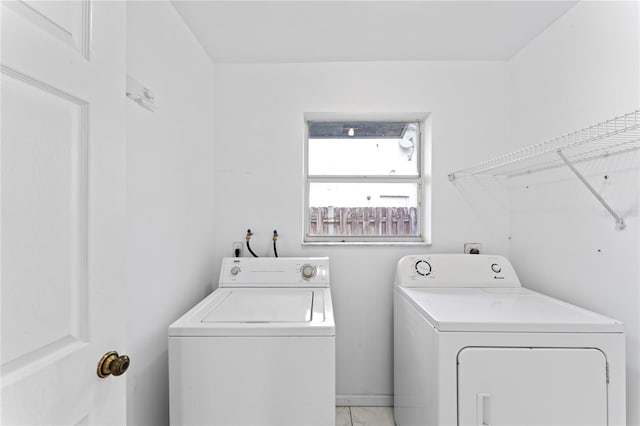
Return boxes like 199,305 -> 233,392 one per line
304,115 -> 430,244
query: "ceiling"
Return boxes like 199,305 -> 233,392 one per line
171,0 -> 578,64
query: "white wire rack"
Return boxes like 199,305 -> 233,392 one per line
448,110 -> 640,179
448,110 -> 640,230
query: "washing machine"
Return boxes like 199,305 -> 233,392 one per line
393,254 -> 625,426
169,257 -> 335,426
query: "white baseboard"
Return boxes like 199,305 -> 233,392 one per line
336,394 -> 393,407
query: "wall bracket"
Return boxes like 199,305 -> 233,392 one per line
556,149 -> 625,230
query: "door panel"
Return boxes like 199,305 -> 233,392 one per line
1,1 -> 126,424
3,0 -> 91,58
457,347 -> 608,426
1,67 -> 89,374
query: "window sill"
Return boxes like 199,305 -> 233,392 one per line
301,240 -> 432,247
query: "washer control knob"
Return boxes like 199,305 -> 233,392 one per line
230,266 -> 241,276
415,260 -> 432,276
491,263 -> 502,273
301,264 -> 317,280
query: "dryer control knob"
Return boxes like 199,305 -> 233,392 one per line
301,264 -> 317,280
491,263 -> 502,273
415,260 -> 432,276
230,266 -> 241,276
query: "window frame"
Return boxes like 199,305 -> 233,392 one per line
303,113 -> 431,245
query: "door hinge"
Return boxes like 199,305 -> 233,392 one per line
606,361 -> 610,384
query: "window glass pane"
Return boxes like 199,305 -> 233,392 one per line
308,182 -> 419,237
308,122 -> 419,176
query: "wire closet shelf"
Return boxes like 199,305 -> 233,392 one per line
448,110 -> 640,180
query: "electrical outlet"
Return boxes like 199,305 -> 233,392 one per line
232,242 -> 244,257
464,243 -> 481,254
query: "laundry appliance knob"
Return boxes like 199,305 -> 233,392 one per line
301,264 -> 317,280
415,260 -> 432,276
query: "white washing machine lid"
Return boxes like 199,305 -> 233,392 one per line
202,290 -> 313,323
169,287 -> 335,337
396,286 -> 624,333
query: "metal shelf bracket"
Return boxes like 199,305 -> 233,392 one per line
556,149 -> 625,230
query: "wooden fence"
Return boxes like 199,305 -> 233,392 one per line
309,207 -> 418,237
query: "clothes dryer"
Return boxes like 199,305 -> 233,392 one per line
393,254 -> 625,426
169,257 -> 335,426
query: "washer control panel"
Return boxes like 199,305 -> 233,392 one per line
219,257 -> 330,287
395,254 -> 521,288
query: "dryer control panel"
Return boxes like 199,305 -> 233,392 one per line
395,254 -> 521,288
219,257 -> 330,288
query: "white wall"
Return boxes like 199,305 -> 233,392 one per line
212,61 -> 512,404
508,1 -> 640,424
126,2 -> 215,425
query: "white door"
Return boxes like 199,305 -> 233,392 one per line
457,347 -> 608,426
1,1 -> 127,424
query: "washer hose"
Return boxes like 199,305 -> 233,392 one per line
273,230 -> 279,258
246,229 -> 259,257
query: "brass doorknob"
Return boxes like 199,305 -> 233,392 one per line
97,351 -> 130,378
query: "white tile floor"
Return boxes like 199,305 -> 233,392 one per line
336,406 -> 395,426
